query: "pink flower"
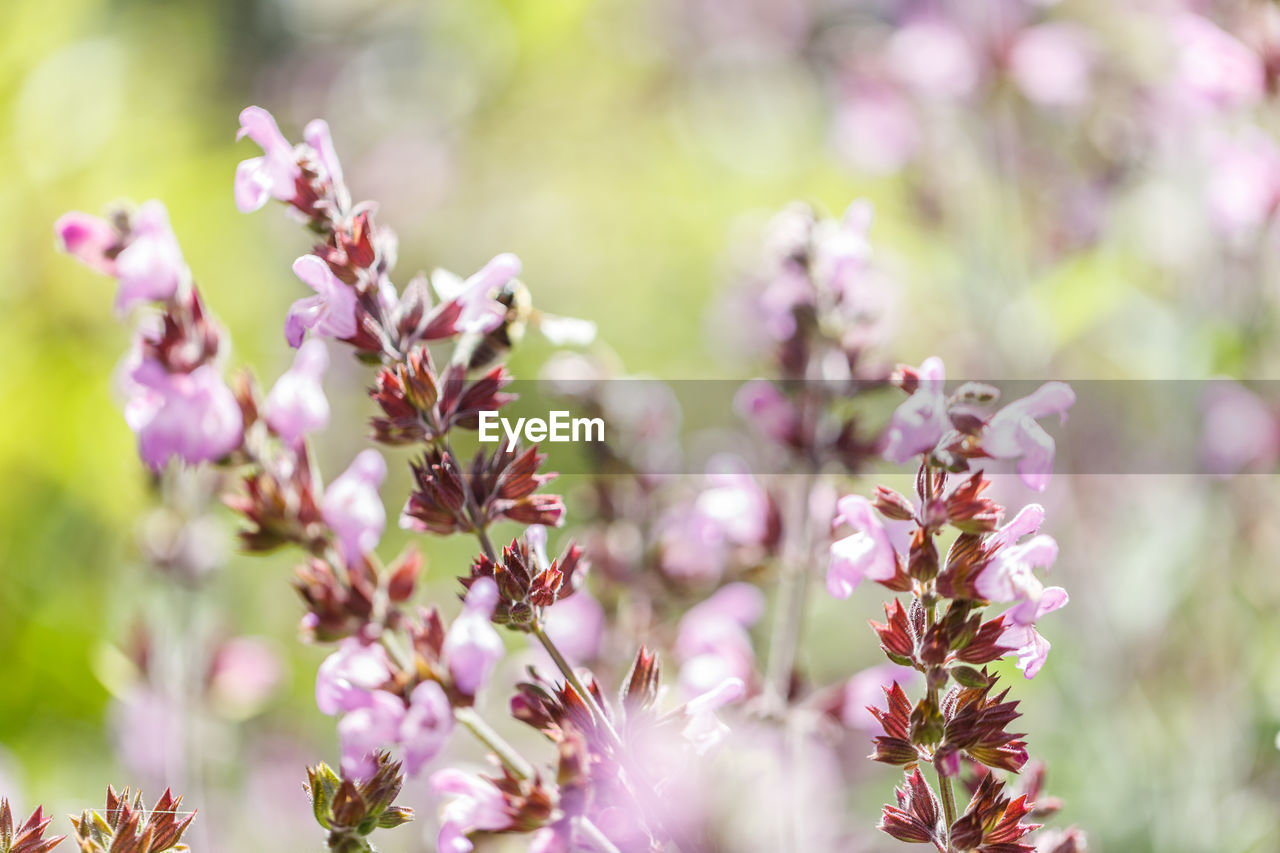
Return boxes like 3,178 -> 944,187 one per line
827,495 -> 898,597
430,769 -> 512,853
812,200 -> 874,298
676,583 -> 763,698
124,359 -> 243,470
1202,381 -> 1279,474
681,677 -> 746,754
1205,130 -> 1280,237
113,202 -> 186,314
322,450 -> 387,566
1009,24 -> 1094,107
986,503 -> 1045,552
999,622 -> 1052,679
399,680 -> 454,775
338,690 -> 405,780
54,211 -> 118,275
56,202 -> 186,315
883,357 -> 949,463
264,338 -> 330,445
431,254 -> 520,335
208,636 -> 283,718
1172,13 -> 1264,111
285,255 -> 359,348
234,106 -> 303,213
734,380 -> 796,444
887,18 -> 980,101
541,588 -> 605,664
443,578 -> 505,696
841,663 -> 919,731
315,638 -> 392,715
975,533 -> 1065,626
981,382 -> 1075,491
833,84 -> 919,176
694,455 -> 771,548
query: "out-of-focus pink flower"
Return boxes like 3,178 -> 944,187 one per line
316,638 -> 392,715
285,255 -> 359,348
235,106 -> 304,213
887,18 -> 980,101
695,455 -> 771,547
208,636 -> 283,719
659,511 -> 728,585
542,588 -> 605,664
113,202 -> 186,315
1202,381 -> 1279,474
734,380 -> 796,444
841,663 -> 919,731
54,211 -> 118,276
56,202 -> 187,315
827,495 -> 898,597
431,254 -> 520,335
124,359 -> 243,470
833,84 -> 919,175
813,200 -> 874,297
110,687 -> 183,792
982,382 -> 1075,491
682,677 -> 746,754
530,825 -> 570,853
676,582 -> 764,698
1206,130 -> 1280,237
338,690 -> 405,780
1172,13 -> 1264,110
443,577 -> 505,696
399,680 -> 454,775
883,357 -> 949,463
1009,24 -> 1094,107
264,338 -> 330,445
322,449 -> 387,566
430,769 -> 512,853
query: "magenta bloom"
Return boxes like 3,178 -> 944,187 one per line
399,680 -> 454,775
827,495 -> 898,597
338,690 -> 405,780
285,255 -> 359,348
1172,13 -> 1263,110
56,201 -> 186,315
999,622 -> 1052,679
975,533 -> 1064,625
1206,130 -> 1280,237
443,577 -> 505,696
982,381 -> 1075,491
124,359 -> 243,470
54,211 -> 118,275
887,18 -> 979,101
681,676 -> 746,755
734,380 -> 797,444
431,769 -> 512,853
432,254 -> 520,336
315,638 -> 392,715
541,588 -> 604,664
321,450 -> 387,566
676,583 -> 763,698
264,338 -> 330,445
235,106 -> 303,213
1009,24 -> 1094,107
883,357 -> 949,463
1202,381 -> 1279,475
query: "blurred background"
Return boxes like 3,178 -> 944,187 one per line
5,0 -> 1280,850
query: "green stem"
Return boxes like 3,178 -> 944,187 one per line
454,706 -> 534,780
762,470 -> 818,715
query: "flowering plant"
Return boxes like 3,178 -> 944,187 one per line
52,104 -> 1087,853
